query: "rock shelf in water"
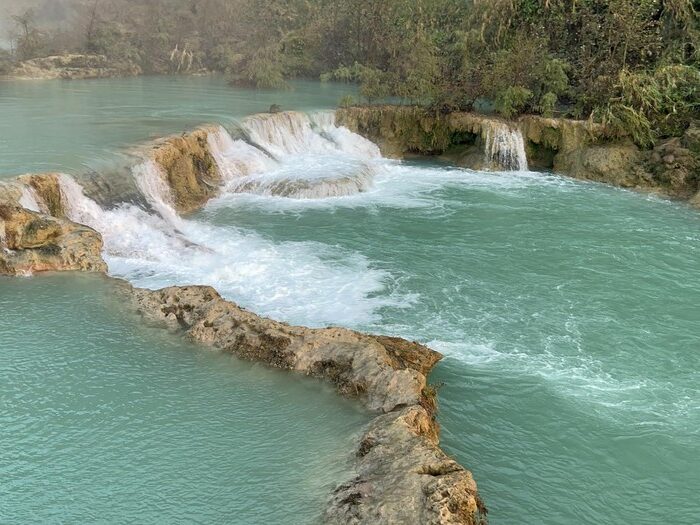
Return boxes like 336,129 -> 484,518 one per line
131,285 -> 486,524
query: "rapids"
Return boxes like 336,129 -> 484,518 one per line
2,77 -> 698,524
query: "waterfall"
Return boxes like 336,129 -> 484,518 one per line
132,160 -> 181,226
58,172 -> 191,261
241,112 -> 332,157
18,186 -> 43,213
483,122 -> 529,171
207,126 -> 276,184
59,174 -> 111,229
207,112 -> 381,200
226,161 -> 376,199
241,111 -> 381,160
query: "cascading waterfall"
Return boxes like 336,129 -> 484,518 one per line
483,121 -> 529,171
241,111 -> 381,159
209,112 -> 381,199
241,112 -> 332,157
207,126 -> 276,184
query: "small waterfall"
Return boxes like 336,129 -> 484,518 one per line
58,172 -> 191,261
59,174 -> 110,229
241,112 -> 331,157
18,186 -> 43,213
208,112 -> 383,200
483,122 -> 528,171
207,126 -> 276,184
241,111 -> 381,160
132,160 -> 181,226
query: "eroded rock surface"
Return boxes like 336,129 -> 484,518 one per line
0,204 -> 106,275
150,127 -> 222,213
131,285 -> 486,524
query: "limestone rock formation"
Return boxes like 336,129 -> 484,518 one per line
150,127 -> 222,213
131,285 -> 486,524
0,204 -> 106,275
338,106 -> 700,208
18,173 -> 66,217
7,54 -> 141,80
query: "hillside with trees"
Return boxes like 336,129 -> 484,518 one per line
2,0 -> 698,145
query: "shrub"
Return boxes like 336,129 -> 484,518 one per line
537,92 -> 558,118
495,86 -> 533,118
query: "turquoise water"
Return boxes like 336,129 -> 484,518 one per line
0,274 -> 368,523
199,165 -> 700,524
2,77 -> 699,523
0,76 -> 354,177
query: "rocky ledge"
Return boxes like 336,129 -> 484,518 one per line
337,105 -> 700,207
0,177 -> 106,275
0,204 -> 105,275
5,54 -> 141,80
132,285 -> 486,524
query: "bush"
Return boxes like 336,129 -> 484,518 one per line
495,86 -> 533,118
338,95 -> 356,108
593,65 -> 700,146
0,50 -> 14,75
537,92 -> 558,118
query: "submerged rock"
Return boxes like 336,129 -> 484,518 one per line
0,204 -> 106,275
131,285 -> 486,524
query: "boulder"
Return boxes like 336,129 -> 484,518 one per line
150,127 -> 222,213
0,204 -> 106,275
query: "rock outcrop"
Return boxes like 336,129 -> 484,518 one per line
6,54 -> 141,80
0,204 -> 106,275
131,285 -> 486,524
338,105 -> 700,207
17,173 -> 66,217
149,127 -> 222,214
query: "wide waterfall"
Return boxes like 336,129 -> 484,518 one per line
205,112 -> 381,199
483,121 -> 529,171
241,111 -> 381,159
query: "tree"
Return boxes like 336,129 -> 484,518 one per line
11,9 -> 43,61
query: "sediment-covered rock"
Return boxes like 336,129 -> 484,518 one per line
150,127 -> 222,213
0,204 -> 106,275
6,54 -> 141,80
131,285 -> 486,524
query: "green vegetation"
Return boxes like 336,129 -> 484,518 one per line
2,0 -> 698,145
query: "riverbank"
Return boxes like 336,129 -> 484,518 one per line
2,54 -> 142,80
337,105 -> 700,208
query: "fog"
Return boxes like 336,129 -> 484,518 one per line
1,0 -> 80,48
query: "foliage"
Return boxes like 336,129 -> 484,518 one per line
537,92 -> 558,118
2,0 -> 697,143
338,95 -> 357,108
0,50 -> 14,75
495,86 -> 534,118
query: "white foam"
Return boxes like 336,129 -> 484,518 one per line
208,113 -> 382,200
57,171 -> 400,327
241,111 -> 381,159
